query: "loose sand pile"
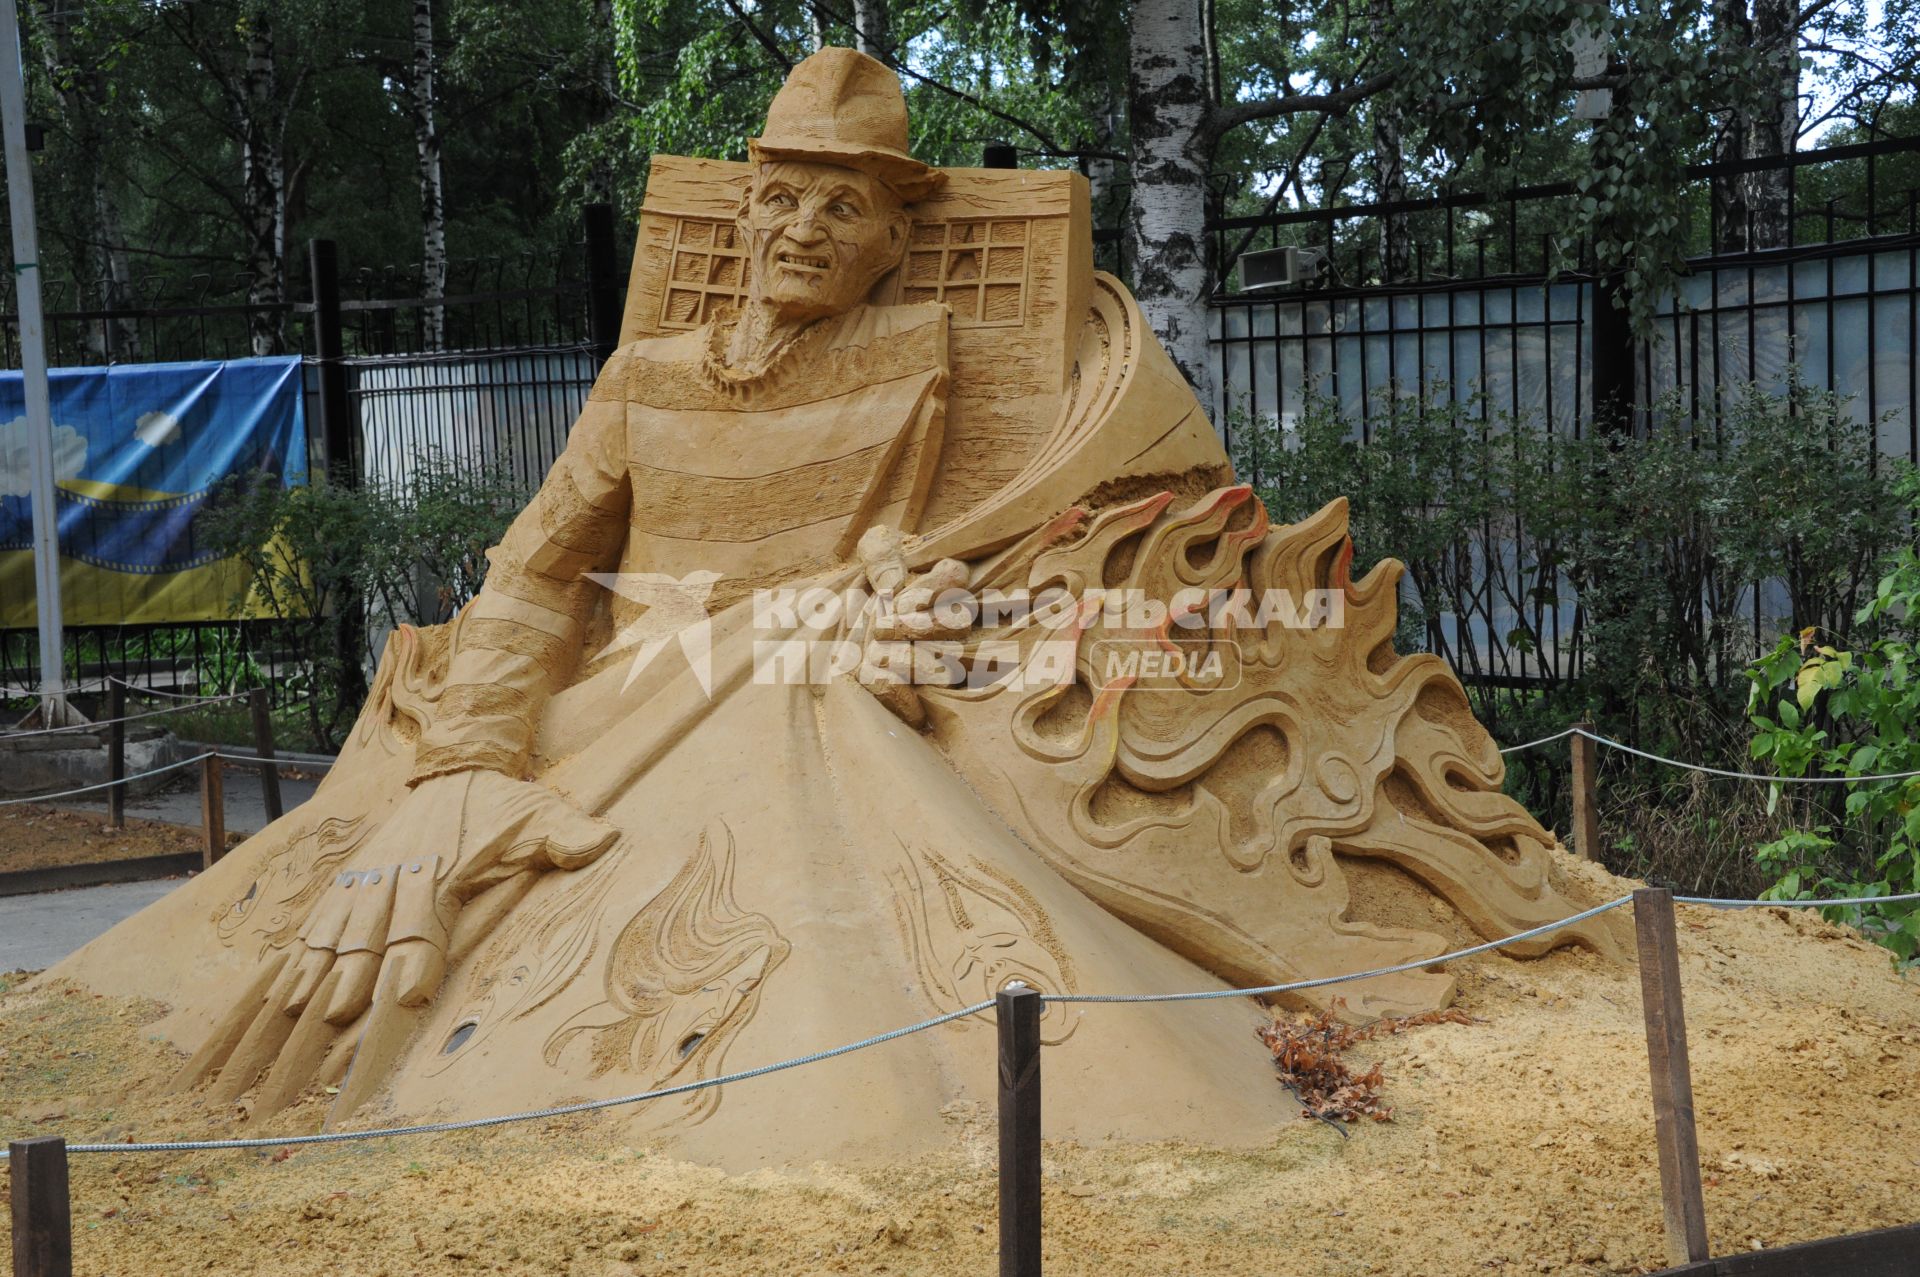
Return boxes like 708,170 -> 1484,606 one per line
2,859 -> 1916,1276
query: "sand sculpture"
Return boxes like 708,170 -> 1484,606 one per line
51,48 -> 1625,1164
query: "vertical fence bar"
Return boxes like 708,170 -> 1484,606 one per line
997,983 -> 1043,1277
105,681 -> 124,830
1632,887 -> 1711,1267
582,202 -> 622,369
9,1135 -> 73,1277
248,687 -> 282,823
199,755 -> 225,870
1569,723 -> 1599,860
308,239 -> 353,486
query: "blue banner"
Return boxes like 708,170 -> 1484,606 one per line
0,357 -> 307,626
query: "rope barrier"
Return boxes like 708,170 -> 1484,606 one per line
1496,725 -> 1580,755
0,998 -> 996,1157
1045,895 -> 1637,1004
1575,728 -> 1920,785
109,677 -> 249,704
0,693 -> 250,742
1494,724 -> 1920,785
0,751 -> 215,807
1676,890 -> 1920,909
0,888 -> 1909,1160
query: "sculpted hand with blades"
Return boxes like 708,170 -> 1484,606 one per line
182,771 -> 616,1113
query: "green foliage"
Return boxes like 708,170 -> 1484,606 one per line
201,480 -> 395,749
201,453 -> 530,749
1231,374 -> 1912,905
1745,472 -> 1920,959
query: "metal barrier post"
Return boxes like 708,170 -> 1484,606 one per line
248,688 -> 283,822
1633,887 -> 1711,1266
200,756 -> 225,870
105,682 -> 125,830
997,982 -> 1042,1277
9,1136 -> 72,1277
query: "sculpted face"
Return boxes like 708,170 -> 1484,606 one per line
739,160 -> 908,322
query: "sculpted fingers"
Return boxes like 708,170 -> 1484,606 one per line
486,780 -> 619,874
284,870 -> 358,1016
385,857 -> 452,1008
382,939 -> 446,1009
323,865 -> 399,1025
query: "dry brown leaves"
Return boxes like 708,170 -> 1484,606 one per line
1255,1000 -> 1477,1126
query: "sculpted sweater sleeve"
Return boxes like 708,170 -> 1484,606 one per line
408,350 -> 633,785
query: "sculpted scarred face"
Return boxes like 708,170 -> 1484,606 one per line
739,160 -> 908,322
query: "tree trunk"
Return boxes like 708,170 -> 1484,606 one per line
1368,0 -> 1409,282
1087,82 -> 1123,267
413,0 -> 448,349
1710,0 -> 1752,253
1126,0 -> 1217,424
852,0 -> 888,57
239,3 -> 286,355
1745,0 -> 1797,248
36,1 -> 139,360
583,0 -> 619,203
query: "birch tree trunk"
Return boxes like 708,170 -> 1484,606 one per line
852,0 -> 889,57
1710,0 -> 1753,252
239,2 -> 287,355
1745,0 -> 1798,248
1126,0 -> 1217,424
413,0 -> 448,349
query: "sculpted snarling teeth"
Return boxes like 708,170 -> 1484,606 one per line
777,252 -> 831,272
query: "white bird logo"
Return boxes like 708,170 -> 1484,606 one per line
585,570 -> 725,696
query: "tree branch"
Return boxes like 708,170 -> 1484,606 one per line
719,0 -> 793,74
808,0 -> 1093,159
1204,70 -> 1399,143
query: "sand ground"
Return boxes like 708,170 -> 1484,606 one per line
0,803 -> 210,876
2,861 -> 1916,1277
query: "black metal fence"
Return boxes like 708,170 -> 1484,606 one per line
0,206 -> 628,708
1211,136 -> 1920,692
8,138 -> 1918,707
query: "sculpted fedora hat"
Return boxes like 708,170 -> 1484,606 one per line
749,47 -> 945,203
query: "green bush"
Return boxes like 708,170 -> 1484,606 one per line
202,451 -> 530,749
1744,471 -> 1920,959
1230,373 -> 1911,902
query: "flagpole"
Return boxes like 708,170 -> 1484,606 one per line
0,0 -> 67,721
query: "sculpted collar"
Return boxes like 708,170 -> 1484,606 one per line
697,306 -> 849,401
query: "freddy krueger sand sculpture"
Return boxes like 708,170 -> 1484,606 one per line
51,48 -> 1624,1165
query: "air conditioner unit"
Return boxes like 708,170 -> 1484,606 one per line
1240,245 -> 1327,291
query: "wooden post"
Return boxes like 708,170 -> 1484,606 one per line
200,756 -> 225,870
1570,722 -> 1600,861
248,688 -> 283,822
105,682 -> 125,830
1633,887 -> 1710,1267
997,982 -> 1043,1277
9,1136 -> 73,1277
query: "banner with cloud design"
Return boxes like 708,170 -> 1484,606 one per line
0,357 -> 307,626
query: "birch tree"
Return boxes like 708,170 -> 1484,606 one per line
413,0 -> 448,348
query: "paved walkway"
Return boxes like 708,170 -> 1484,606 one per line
55,770 -> 323,837
3,763 -> 326,973
0,878 -> 182,971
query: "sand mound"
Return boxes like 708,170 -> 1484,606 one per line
3,860 -> 1916,1276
